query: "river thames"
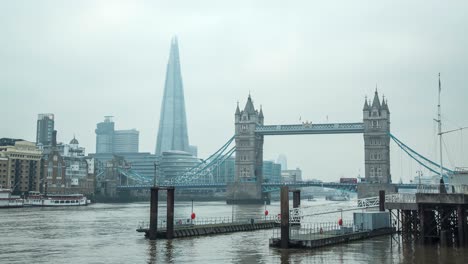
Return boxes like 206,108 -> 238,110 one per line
1,199 -> 467,263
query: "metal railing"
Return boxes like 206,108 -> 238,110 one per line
416,184 -> 442,193
138,215 -> 278,230
357,196 -> 380,208
385,193 -> 416,203
271,221 -> 355,239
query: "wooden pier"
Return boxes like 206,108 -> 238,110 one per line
138,220 -> 279,239
141,186 -> 280,239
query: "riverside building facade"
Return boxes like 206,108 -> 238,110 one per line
0,140 -> 42,194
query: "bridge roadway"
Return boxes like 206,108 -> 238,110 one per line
255,122 -> 364,136
116,181 -> 418,192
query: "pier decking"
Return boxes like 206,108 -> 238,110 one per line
269,227 -> 395,249
137,220 -> 279,239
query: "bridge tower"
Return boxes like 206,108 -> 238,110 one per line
363,90 -> 391,183
227,95 -> 267,204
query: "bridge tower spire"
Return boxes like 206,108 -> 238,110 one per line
363,90 -> 391,183
227,95 -> 266,204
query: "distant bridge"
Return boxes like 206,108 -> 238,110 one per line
116,181 -> 419,193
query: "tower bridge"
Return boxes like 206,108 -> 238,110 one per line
117,181 -> 419,192
228,91 -> 391,204
116,90 -> 453,203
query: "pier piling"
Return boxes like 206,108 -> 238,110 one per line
293,190 -> 301,209
149,187 -> 159,240
166,187 -> 175,239
280,186 -> 289,249
379,190 -> 385,212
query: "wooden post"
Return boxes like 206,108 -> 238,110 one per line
419,204 -> 425,244
457,205 -> 464,246
280,186 -> 289,249
149,187 -> 159,240
293,190 -> 301,209
379,190 -> 385,212
166,187 -> 175,239
397,209 -> 400,233
464,207 -> 468,246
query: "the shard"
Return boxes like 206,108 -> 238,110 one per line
155,37 -> 190,155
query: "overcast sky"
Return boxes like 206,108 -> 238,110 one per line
1,1 -> 467,182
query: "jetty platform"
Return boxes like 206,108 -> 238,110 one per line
137,220 -> 279,239
269,227 -> 395,249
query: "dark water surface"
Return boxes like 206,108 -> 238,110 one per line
1,199 -> 467,263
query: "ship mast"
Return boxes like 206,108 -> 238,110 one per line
437,73 -> 443,179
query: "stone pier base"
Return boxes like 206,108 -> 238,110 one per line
357,183 -> 397,199
226,182 -> 270,204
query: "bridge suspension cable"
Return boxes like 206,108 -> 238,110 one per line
171,136 -> 236,184
389,133 -> 454,177
183,136 -> 235,175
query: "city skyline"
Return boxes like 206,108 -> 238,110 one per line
1,1 -> 468,182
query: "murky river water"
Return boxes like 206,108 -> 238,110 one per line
1,199 -> 467,263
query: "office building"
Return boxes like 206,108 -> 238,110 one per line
95,117 -> 140,154
36,113 -> 54,147
159,151 -> 200,183
263,161 -> 282,183
95,116 -> 115,154
282,168 -> 302,182
0,140 -> 42,194
114,129 -> 139,153
155,37 -> 191,156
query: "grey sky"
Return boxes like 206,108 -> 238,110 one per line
1,1 -> 467,182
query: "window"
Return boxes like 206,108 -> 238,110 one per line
370,167 -> 374,177
372,120 -> 379,128
377,167 -> 382,177
241,167 -> 250,177
58,163 -> 62,178
47,161 -> 53,178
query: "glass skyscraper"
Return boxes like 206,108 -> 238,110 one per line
155,37 -> 190,156
36,113 -> 54,147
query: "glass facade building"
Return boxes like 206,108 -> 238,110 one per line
155,37 -> 191,156
114,129 -> 139,153
95,116 -> 114,154
36,113 -> 54,147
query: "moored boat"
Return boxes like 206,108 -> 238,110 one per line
24,191 -> 89,207
325,193 -> 350,201
0,188 -> 24,208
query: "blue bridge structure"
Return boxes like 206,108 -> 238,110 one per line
117,181 -> 420,193
116,91 -> 455,202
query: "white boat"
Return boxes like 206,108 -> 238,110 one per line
24,192 -> 89,207
0,188 -> 24,208
325,193 -> 350,201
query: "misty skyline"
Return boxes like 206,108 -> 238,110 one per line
1,1 -> 467,182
